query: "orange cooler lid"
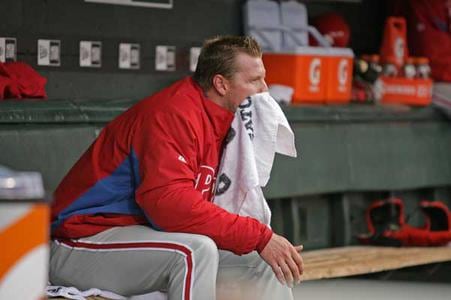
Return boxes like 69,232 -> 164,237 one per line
325,47 -> 354,57
264,46 -> 330,56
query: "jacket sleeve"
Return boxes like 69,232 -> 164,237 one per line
133,110 -> 272,255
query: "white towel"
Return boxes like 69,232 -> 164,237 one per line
214,92 -> 297,225
46,285 -> 125,300
46,285 -> 167,300
268,84 -> 294,105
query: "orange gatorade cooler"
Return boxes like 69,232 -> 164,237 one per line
0,166 -> 48,299
263,47 -> 329,104
380,17 -> 408,69
325,48 -> 354,104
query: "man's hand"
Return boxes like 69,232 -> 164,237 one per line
259,233 -> 304,288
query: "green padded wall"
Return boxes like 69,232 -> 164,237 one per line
1,100 -> 450,197
266,120 -> 451,198
0,125 -> 98,191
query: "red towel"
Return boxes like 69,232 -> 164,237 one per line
0,76 -> 10,99
0,62 -> 47,99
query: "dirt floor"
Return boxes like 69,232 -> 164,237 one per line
293,279 -> 451,300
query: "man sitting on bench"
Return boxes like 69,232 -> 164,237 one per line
49,35 -> 303,300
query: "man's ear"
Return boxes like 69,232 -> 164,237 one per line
212,74 -> 229,97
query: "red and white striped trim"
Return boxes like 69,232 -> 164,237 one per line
56,239 -> 194,300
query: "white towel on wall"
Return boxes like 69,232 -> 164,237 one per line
214,92 -> 297,225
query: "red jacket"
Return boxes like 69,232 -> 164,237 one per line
51,77 -> 273,255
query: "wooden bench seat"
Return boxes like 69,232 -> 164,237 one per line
302,245 -> 451,281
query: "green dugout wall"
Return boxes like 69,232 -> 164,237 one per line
1,100 -> 450,250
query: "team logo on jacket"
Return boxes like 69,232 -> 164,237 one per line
195,165 -> 216,200
215,173 -> 231,196
178,154 -> 187,164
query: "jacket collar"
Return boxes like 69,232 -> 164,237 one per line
190,77 -> 234,141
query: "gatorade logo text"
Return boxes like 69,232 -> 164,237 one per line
309,58 -> 321,92
338,59 -> 349,92
417,85 -> 431,98
394,37 -> 405,65
195,165 -> 216,200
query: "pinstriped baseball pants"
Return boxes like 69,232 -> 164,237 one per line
49,225 -> 293,300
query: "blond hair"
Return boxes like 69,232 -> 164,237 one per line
193,36 -> 262,91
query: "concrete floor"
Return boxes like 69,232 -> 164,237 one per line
293,279 -> 451,300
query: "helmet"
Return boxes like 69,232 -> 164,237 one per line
310,12 -> 350,47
